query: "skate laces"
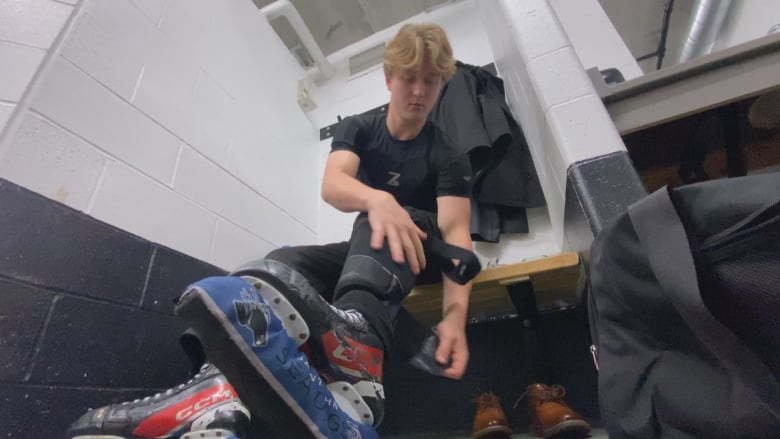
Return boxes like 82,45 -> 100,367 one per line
123,363 -> 218,405
513,384 -> 566,410
330,305 -> 369,329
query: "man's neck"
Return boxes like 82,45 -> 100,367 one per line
385,108 -> 426,141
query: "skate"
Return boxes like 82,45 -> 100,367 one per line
65,363 -> 250,439
231,259 -> 386,426
174,276 -> 378,439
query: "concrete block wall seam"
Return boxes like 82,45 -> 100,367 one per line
477,1 -> 567,252
0,0 -> 80,161
0,0 -> 74,50
0,103 -> 14,133
127,0 -> 167,27
545,94 -> 626,165
0,277 -> 55,383
0,41 -> 47,102
61,0 -> 154,102
20,294 -> 59,383
136,245 -> 158,309
526,47 -> 593,113
0,112 -> 108,211
168,141 -> 185,187
0,251 -> 176,314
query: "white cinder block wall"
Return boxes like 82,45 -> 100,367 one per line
0,0 -> 319,269
311,0 -> 560,266
478,0 -> 628,251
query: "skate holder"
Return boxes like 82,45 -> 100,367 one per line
241,275 -> 310,346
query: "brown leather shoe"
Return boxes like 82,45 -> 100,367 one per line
472,392 -> 512,438
520,384 -> 590,438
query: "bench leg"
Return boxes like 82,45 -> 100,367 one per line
507,282 -> 553,384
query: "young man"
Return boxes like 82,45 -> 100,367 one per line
67,22 -> 478,438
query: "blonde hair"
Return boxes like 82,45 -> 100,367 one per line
383,23 -> 456,81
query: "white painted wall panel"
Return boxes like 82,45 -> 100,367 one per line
61,0 -> 154,100
0,41 -> 46,102
31,58 -> 181,184
212,219 -> 276,271
129,0 -> 167,26
0,103 -> 14,132
0,112 -> 106,210
90,161 -> 216,261
0,0 -> 320,268
0,0 -> 72,49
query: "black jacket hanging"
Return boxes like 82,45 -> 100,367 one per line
430,61 -> 545,242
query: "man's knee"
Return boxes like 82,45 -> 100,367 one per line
335,254 -> 411,302
264,247 -> 299,267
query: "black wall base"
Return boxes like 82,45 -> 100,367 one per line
0,179 -> 225,437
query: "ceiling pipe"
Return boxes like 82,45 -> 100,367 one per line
678,0 -> 733,64
260,0 -> 335,79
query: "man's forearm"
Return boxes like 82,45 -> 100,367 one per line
441,276 -> 471,325
322,172 -> 386,213
439,221 -> 473,325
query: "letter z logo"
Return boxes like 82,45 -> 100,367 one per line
386,171 -> 401,187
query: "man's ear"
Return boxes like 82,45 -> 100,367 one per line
385,71 -> 392,90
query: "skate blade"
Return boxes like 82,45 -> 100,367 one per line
327,381 -> 375,425
181,429 -> 241,439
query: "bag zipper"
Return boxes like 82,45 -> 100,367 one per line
586,277 -> 600,372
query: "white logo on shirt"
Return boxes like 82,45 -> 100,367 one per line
386,172 -> 401,187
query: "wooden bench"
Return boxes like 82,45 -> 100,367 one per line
404,252 -> 582,324
404,252 -> 583,384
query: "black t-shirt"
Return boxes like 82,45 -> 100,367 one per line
331,113 -> 472,213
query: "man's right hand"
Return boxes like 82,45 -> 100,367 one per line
366,191 -> 427,274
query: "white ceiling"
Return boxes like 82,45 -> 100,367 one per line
253,0 -> 452,62
252,0 -> 695,73
598,0 -> 695,71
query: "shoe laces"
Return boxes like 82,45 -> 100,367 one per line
513,384 -> 566,410
472,392 -> 501,411
330,305 -> 370,330
122,363 -> 217,405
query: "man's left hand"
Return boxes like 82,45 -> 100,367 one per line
434,317 -> 469,379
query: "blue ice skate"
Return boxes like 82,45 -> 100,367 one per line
174,276 -> 378,439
